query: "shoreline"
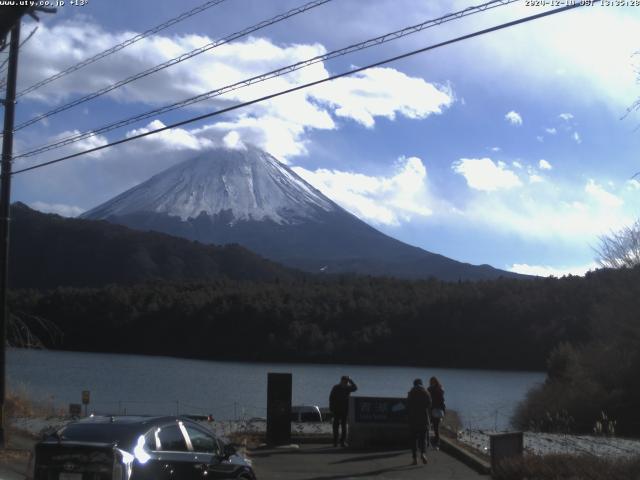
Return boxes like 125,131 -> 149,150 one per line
8,346 -> 547,375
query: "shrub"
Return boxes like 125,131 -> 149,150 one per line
493,454 -> 640,480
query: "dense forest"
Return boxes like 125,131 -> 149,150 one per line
10,266 -> 639,372
512,266 -> 640,435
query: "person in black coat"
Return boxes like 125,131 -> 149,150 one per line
428,376 -> 446,449
329,376 -> 357,447
407,378 -> 431,465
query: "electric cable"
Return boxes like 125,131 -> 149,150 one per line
13,3 -> 582,175
0,25 -> 39,91
15,0 -> 518,159
11,0 -> 336,132
14,0 -> 230,98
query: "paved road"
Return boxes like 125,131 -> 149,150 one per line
0,437 -> 488,480
250,444 -> 487,480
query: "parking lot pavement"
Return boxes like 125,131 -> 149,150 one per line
250,444 -> 487,480
0,432 -> 35,480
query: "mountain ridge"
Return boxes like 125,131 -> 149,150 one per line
10,202 -> 299,289
82,146 -> 524,281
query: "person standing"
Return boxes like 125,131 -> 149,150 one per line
329,375 -> 357,447
428,376 -> 445,449
407,378 -> 431,465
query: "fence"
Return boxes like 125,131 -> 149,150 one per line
80,399 -> 267,421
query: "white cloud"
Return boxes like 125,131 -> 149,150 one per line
491,147 -> 501,152
573,131 -> 582,144
192,111 -> 326,160
538,159 -> 552,170
585,179 -> 623,208
505,111 -> 523,126
222,131 -> 246,150
455,3 -> 640,110
512,161 -> 523,169
311,68 -> 453,128
626,179 -> 640,190
17,20 -> 453,162
509,262 -> 597,277
437,153 -> 639,247
292,156 -> 433,226
559,113 -> 574,121
455,192 -> 632,243
452,158 -> 522,192
126,120 -> 215,151
536,136 -> 544,142
50,130 -> 109,158
529,174 -> 544,184
30,201 -> 84,217
545,128 -> 557,135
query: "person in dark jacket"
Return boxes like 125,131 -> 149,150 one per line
407,378 -> 431,465
427,376 -> 445,449
329,375 -> 357,447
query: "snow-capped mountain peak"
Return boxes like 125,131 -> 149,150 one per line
83,146 -> 336,225
82,145 -> 521,281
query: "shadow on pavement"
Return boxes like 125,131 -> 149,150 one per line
293,465 -> 420,480
329,452 -> 405,464
250,446 -> 399,458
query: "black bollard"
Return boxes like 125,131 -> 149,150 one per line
266,372 -> 292,445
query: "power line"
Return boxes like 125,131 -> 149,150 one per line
0,25 -> 38,90
15,0 -> 519,160
12,4 -> 582,176
14,0 -> 230,98
11,0 -> 336,133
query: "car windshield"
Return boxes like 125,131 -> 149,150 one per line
57,423 -> 139,448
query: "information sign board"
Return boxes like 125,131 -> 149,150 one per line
353,397 -> 408,424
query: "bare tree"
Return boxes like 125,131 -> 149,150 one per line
596,220 -> 640,268
7,311 -> 61,348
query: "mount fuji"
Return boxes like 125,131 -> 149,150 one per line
82,146 -> 520,280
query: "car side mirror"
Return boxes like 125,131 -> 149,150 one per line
222,444 -> 236,459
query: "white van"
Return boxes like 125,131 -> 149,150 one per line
290,405 -> 322,422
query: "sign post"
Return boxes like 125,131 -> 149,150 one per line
81,390 -> 90,417
490,432 -> 524,473
69,404 -> 81,418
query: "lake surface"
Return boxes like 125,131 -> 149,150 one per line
7,348 -> 544,430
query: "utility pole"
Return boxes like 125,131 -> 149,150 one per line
0,19 -> 20,449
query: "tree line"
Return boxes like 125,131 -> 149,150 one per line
10,266 -> 637,374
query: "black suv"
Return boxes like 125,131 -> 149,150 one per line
32,415 -> 256,480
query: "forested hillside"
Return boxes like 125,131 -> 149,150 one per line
11,267 -> 638,371
512,265 -> 640,435
10,203 -> 298,288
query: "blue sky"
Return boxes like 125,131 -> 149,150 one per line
6,0 -> 640,276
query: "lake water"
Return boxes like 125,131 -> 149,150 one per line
7,348 -> 544,430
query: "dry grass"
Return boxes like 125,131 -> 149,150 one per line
441,409 -> 463,435
4,387 -> 64,446
227,431 -> 265,449
6,391 -> 38,420
6,386 -> 61,420
493,454 -> 640,480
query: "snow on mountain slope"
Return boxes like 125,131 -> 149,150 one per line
82,146 -> 336,224
82,145 -> 525,281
